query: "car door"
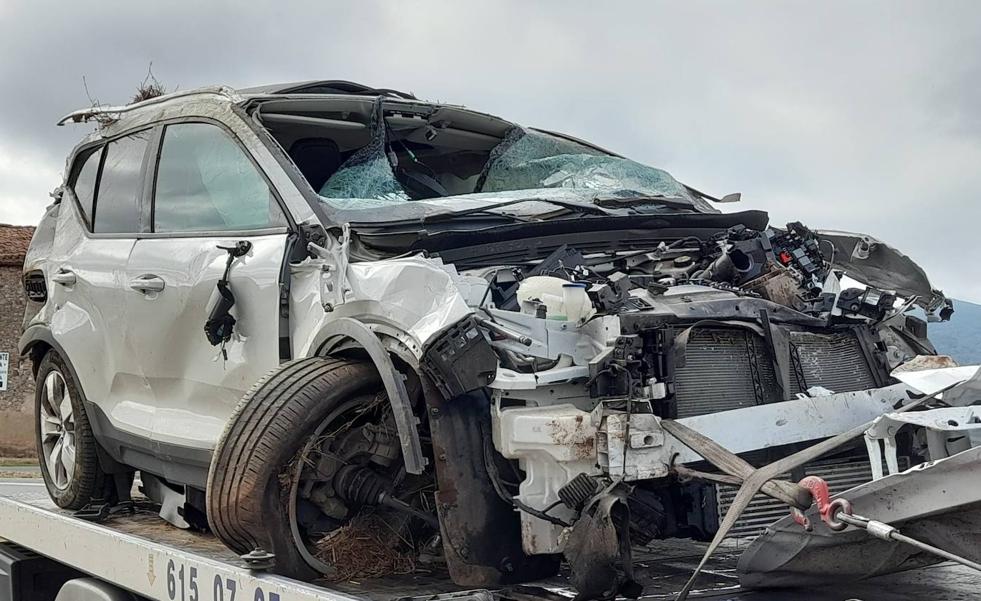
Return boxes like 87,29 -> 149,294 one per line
124,121 -> 291,476
49,130 -> 156,441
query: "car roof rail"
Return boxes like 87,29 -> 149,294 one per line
56,85 -> 239,126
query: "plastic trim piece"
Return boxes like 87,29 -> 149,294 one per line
313,317 -> 427,474
84,402 -> 212,490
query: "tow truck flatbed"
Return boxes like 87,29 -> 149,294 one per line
1,479 -> 978,601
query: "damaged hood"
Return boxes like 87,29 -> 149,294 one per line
816,230 -> 952,318
332,187 -> 708,225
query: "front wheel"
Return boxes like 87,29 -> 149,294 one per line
35,350 -> 106,509
207,357 -> 435,580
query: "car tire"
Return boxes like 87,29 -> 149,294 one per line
207,356 -> 383,579
35,350 -> 107,509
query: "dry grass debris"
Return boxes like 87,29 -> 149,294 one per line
132,63 -> 167,103
315,512 -> 416,582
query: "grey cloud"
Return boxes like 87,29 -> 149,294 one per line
0,0 -> 979,301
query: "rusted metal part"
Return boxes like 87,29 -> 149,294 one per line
422,381 -> 558,586
741,266 -> 804,310
550,413 -> 597,461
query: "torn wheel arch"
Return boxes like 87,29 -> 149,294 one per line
310,316 -> 427,474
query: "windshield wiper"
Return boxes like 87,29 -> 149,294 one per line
593,195 -> 699,211
420,198 -> 613,225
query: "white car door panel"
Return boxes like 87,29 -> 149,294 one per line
122,121 -> 291,453
124,234 -> 285,450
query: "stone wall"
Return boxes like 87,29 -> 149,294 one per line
0,265 -> 35,457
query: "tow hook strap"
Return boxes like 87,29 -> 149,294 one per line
791,475 -> 981,573
205,241 -> 252,359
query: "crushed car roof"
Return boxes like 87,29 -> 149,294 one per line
237,79 -> 417,99
56,80 -> 417,126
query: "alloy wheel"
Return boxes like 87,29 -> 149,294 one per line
39,370 -> 76,490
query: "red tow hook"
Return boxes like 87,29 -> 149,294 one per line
790,475 -> 853,532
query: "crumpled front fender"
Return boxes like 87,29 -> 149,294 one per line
291,252 -> 483,360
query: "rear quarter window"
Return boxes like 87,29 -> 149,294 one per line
69,148 -> 101,228
93,130 -> 151,234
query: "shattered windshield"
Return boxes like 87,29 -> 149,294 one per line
477,128 -> 698,203
299,99 -> 713,218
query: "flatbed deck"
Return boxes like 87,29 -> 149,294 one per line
1,479 -> 977,601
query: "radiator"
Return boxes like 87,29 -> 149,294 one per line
673,326 -> 878,419
790,330 -> 879,394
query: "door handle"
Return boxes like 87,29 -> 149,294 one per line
51,269 -> 76,286
129,274 -> 166,293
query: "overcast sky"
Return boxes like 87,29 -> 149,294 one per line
1,1 -> 979,302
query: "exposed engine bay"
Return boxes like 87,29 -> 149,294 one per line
392,214 -> 959,595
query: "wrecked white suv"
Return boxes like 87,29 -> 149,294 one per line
22,80 -> 957,597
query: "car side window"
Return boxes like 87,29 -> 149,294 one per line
70,147 -> 102,229
94,130 -> 151,233
153,123 -> 287,233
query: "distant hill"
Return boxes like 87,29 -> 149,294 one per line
929,298 -> 981,365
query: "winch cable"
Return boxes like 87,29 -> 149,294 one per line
835,511 -> 981,572
792,475 -> 981,572
662,379 -> 965,601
